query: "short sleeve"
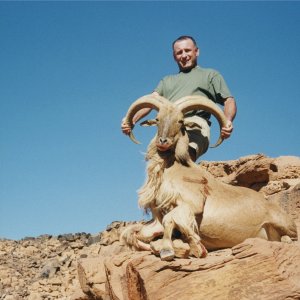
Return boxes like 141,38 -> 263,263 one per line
154,79 -> 164,96
211,72 -> 232,105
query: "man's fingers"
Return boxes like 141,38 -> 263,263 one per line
221,121 -> 233,139
121,118 -> 134,135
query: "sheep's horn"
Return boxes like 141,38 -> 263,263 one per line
174,95 -> 228,148
123,94 -> 170,144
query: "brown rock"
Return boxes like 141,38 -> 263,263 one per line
200,154 -> 300,193
78,239 -> 300,299
77,256 -> 108,299
0,155 -> 299,300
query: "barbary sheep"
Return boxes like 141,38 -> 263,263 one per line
121,94 -> 298,261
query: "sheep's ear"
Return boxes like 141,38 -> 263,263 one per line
183,121 -> 202,129
140,119 -> 158,127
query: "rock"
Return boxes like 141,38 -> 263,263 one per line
27,292 -> 43,300
77,256 -> 108,299
87,234 -> 101,246
261,180 -> 290,195
99,222 -> 128,246
70,288 -> 89,300
269,183 -> 300,235
39,259 -> 60,279
200,154 -> 300,193
0,154 -> 299,299
77,238 -> 300,299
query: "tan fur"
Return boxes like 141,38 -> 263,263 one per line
122,99 -> 298,259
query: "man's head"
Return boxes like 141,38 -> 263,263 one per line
172,36 -> 199,72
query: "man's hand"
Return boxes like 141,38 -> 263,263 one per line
222,97 -> 236,139
121,118 -> 134,135
221,120 -> 233,139
121,107 -> 152,136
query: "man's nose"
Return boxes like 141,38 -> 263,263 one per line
181,51 -> 188,60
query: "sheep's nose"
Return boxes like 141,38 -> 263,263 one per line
159,137 -> 168,144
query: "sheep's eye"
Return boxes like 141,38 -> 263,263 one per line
155,118 -> 159,122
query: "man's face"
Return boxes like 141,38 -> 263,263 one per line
173,39 -> 199,72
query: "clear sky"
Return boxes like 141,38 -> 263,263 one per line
1,2 -> 299,240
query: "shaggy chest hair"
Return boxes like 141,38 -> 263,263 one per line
138,151 -> 186,213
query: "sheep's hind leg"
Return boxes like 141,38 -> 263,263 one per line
137,218 -> 164,242
264,220 -> 297,243
188,235 -> 208,258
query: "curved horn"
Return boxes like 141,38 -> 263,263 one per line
174,95 -> 228,148
123,94 -> 170,144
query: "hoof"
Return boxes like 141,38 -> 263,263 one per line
281,235 -> 293,244
190,240 -> 208,258
199,243 -> 208,258
160,249 -> 175,261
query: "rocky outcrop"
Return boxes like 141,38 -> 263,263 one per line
0,154 -> 299,300
0,233 -> 92,299
200,154 -> 300,195
77,238 -> 300,300
0,225 -> 131,299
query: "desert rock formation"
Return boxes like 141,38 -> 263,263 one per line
1,154 -> 299,299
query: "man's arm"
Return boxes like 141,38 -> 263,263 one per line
121,92 -> 159,135
221,97 -> 237,139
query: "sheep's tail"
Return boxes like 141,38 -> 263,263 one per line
120,223 -> 152,251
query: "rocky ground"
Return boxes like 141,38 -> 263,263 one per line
0,222 -> 131,300
1,154 -> 299,299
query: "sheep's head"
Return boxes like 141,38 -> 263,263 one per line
123,94 -> 228,150
141,104 -> 185,152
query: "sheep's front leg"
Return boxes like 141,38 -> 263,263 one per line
161,204 -> 207,260
174,204 -> 207,258
160,212 -> 176,261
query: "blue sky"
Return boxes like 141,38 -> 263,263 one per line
1,2 -> 299,240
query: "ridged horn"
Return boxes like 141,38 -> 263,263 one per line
174,95 -> 228,148
123,94 -> 170,144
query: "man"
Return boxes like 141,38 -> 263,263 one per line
122,35 -> 237,161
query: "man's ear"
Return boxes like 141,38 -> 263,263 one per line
140,119 -> 158,127
173,51 -> 176,61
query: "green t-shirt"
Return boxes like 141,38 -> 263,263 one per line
154,66 -> 232,119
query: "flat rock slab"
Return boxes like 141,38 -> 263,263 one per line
77,238 -> 300,300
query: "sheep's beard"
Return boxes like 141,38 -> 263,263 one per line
138,153 -> 165,210
139,133 -> 192,210
156,144 -> 171,151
